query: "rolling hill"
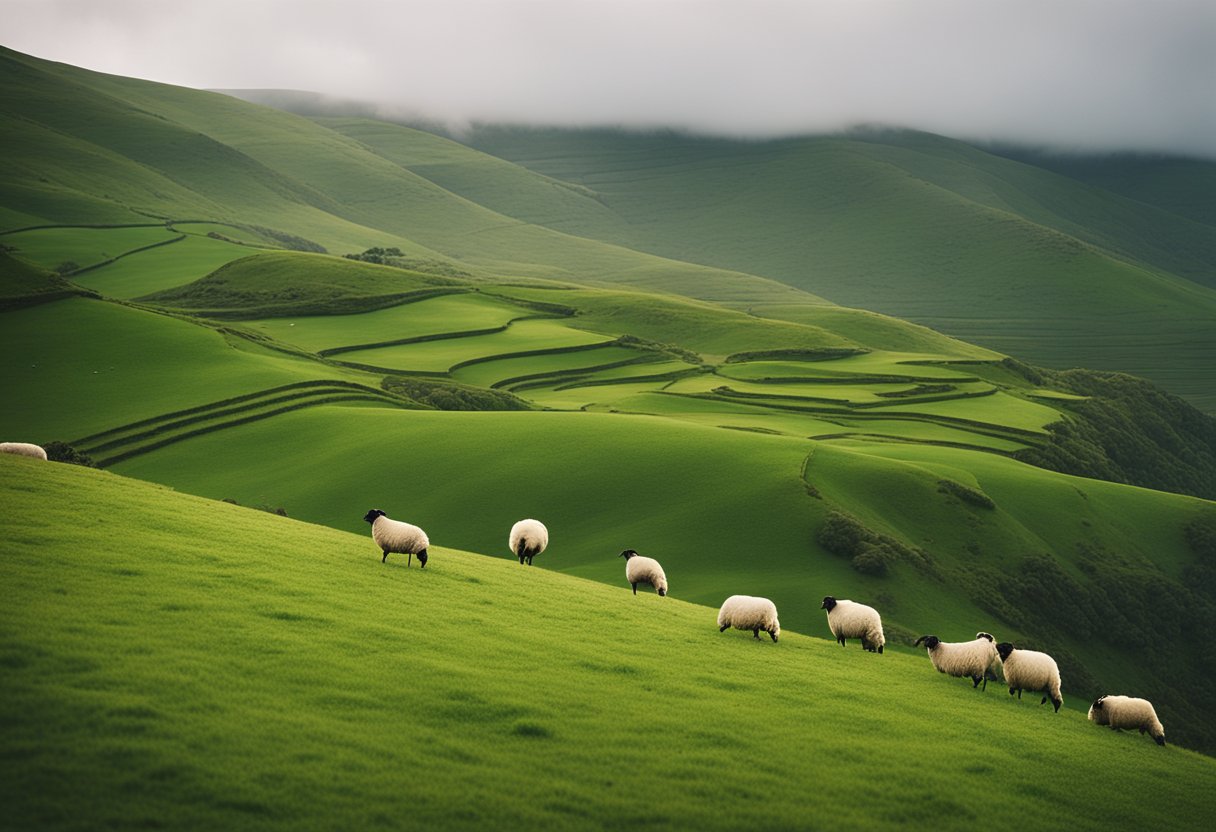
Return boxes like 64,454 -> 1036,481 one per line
3,454 -> 1215,831
2,39 -> 1216,789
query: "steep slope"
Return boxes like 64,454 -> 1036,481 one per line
3,455 -> 1215,831
460,127 -> 1216,409
0,46 -> 824,306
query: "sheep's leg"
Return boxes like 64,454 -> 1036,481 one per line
972,675 -> 982,689
753,628 -> 761,640
980,675 -> 987,691
518,554 -> 526,565
631,583 -> 638,594
526,555 -> 534,566
382,550 -> 389,564
837,636 -> 846,647
1009,687 -> 1017,697
407,552 -> 412,568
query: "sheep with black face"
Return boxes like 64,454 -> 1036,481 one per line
1088,695 -> 1165,746
363,509 -> 429,568
619,549 -> 667,596
913,633 -> 999,690
821,596 -> 884,653
996,642 -> 1062,712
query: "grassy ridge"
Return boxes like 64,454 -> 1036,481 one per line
3,455 -> 1214,831
108,405 -> 1216,748
462,127 -> 1216,409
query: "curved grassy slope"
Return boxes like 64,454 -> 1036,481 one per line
0,297 -> 371,439
69,233 -> 256,299
463,127 -> 1216,409
110,404 -> 1214,743
3,456 -> 1213,831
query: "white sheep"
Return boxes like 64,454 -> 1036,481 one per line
913,632 -> 999,690
363,509 -> 429,568
820,596 -> 884,653
618,549 -> 668,596
508,518 -> 548,566
717,595 -> 780,643
1088,695 -> 1166,746
0,442 -> 47,460
996,642 -> 1062,712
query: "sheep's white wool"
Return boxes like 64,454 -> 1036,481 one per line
0,442 -> 47,460
920,636 -> 998,683
717,595 -> 780,641
625,554 -> 668,596
372,515 -> 429,556
508,519 -> 548,561
1088,695 -> 1165,744
825,600 -> 884,652
1000,646 -> 1062,709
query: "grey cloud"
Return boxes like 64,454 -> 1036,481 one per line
4,0 -> 1215,156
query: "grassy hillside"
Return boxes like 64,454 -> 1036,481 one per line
460,127 -> 1216,410
3,455 -> 1215,831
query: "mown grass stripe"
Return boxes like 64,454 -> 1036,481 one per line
488,353 -> 659,389
164,287 -> 472,320
93,395 -> 408,467
81,388 -> 406,455
70,380 -> 392,447
447,340 -> 623,373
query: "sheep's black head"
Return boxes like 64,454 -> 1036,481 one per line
619,549 -> 638,560
976,632 -> 995,643
821,596 -> 837,611
363,509 -> 386,524
417,549 -> 428,568
996,642 -> 1015,661
1091,696 -> 1107,711
914,635 -> 940,649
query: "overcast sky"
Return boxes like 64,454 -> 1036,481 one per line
4,0 -> 1215,156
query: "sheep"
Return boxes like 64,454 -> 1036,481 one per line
363,509 -> 429,568
508,519 -> 548,566
717,595 -> 780,643
0,442 -> 47,460
820,596 -> 884,653
619,549 -> 668,596
996,642 -> 1062,712
1088,695 -> 1166,746
913,632 -> 999,690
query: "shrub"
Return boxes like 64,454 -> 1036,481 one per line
41,441 -> 94,467
937,479 -> 996,509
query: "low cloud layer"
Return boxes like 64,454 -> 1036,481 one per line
5,0 -> 1215,156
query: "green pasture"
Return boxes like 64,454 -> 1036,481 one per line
4,456 -> 1215,832
451,345 -> 654,388
243,292 -> 527,353
1,225 -> 177,272
144,250 -> 462,313
70,233 -> 255,299
0,297 -> 366,440
870,390 -> 1061,434
334,319 -> 614,373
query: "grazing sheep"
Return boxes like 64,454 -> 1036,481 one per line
913,632 -> 999,690
508,519 -> 549,566
996,642 -> 1062,712
619,549 -> 668,596
363,509 -> 429,568
821,596 -> 884,653
0,442 -> 47,460
717,595 -> 780,643
1088,695 -> 1166,746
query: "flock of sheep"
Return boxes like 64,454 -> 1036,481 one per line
359,505 -> 1169,748
0,444 -> 1169,747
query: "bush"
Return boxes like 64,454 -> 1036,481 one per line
382,377 -> 530,412
41,441 -> 94,467
937,479 -> 996,509
815,510 -> 932,577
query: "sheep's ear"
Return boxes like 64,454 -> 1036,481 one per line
914,636 -> 927,646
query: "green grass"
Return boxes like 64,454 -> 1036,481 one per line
0,297 -> 370,439
334,319 -> 615,373
69,232 -> 256,299
0,225 -> 177,271
242,292 -> 527,353
3,455 -> 1215,831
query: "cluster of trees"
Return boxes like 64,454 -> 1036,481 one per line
816,510 -> 934,577
382,377 -> 529,412
1009,362 -> 1216,500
